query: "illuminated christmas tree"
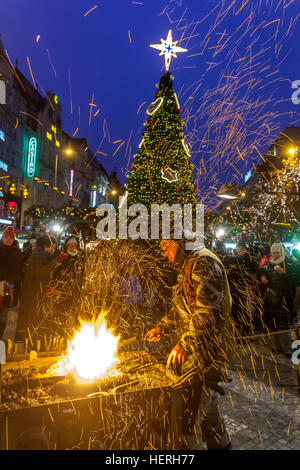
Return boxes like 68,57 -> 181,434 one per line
244,148 -> 300,239
127,31 -> 197,208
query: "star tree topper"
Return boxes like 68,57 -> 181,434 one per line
150,30 -> 187,71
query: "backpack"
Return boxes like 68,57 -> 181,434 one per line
180,248 -> 237,366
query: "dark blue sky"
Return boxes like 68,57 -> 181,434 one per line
1,0 -> 300,200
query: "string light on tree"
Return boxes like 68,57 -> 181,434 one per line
243,147 -> 300,239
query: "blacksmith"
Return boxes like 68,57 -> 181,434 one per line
146,236 -> 236,450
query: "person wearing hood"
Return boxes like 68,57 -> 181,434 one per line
0,226 -> 23,339
44,236 -> 85,339
57,236 -> 84,287
15,234 -> 64,346
261,242 -> 297,354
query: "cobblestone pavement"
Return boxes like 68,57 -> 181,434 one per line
218,340 -> 300,450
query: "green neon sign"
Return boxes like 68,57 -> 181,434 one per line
27,136 -> 37,178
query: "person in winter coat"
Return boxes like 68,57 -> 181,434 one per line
259,245 -> 271,270
145,238 -> 236,450
44,236 -> 85,339
0,226 -> 23,339
22,233 -> 37,261
213,240 -> 228,261
15,234 -> 64,346
223,242 -> 260,335
261,242 -> 298,354
53,236 -> 84,284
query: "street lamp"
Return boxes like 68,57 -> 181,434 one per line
53,147 -> 74,206
55,147 -> 74,185
288,147 -> 296,157
216,228 -> 225,239
53,224 -> 62,233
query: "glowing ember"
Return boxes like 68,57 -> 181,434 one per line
52,318 -> 120,381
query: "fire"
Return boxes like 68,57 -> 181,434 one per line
51,318 -> 120,381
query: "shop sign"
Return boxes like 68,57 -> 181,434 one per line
27,136 -> 37,178
68,169 -> 75,197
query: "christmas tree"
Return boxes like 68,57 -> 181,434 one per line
127,31 -> 197,209
244,148 -> 300,240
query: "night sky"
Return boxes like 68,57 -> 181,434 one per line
1,0 -> 300,203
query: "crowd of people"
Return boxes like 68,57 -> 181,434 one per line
214,239 -> 300,355
0,226 -> 299,449
0,226 -> 299,356
0,226 -> 84,351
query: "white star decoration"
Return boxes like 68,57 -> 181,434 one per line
150,30 -> 187,71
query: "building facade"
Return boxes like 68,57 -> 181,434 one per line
0,36 -> 122,230
242,126 -> 300,193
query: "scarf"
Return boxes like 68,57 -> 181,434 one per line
269,256 -> 284,265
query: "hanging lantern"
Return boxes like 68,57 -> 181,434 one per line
22,186 -> 29,200
9,182 -> 17,195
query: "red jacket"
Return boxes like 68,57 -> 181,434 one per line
259,254 -> 271,270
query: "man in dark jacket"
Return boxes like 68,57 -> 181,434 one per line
22,233 -> 37,262
0,226 -> 23,339
224,242 -> 260,335
214,240 -> 228,260
146,238 -> 235,450
15,234 -> 63,346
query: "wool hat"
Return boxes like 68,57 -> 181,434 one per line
64,236 -> 78,251
2,226 -> 15,240
270,242 -> 284,254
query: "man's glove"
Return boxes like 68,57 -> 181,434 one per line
167,344 -> 187,369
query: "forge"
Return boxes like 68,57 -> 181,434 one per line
0,336 -> 184,450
